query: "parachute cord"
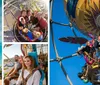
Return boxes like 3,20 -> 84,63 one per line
84,51 -> 100,65
50,0 -> 59,58
50,0 -> 73,85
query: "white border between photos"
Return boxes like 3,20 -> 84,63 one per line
48,0 -> 50,85
2,0 -> 4,84
2,0 -> 50,85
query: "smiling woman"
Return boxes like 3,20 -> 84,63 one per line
4,44 -> 48,85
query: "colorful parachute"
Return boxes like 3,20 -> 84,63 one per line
64,0 -> 100,37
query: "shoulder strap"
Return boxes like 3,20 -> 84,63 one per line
25,69 -> 36,82
22,69 -> 26,85
22,69 -> 24,80
22,67 -> 39,85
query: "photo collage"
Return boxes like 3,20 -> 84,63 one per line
1,0 -> 100,85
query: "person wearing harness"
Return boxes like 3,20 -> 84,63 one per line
38,53 -> 48,85
4,55 -> 22,85
17,10 -> 27,30
77,41 -> 96,82
77,41 -> 96,58
94,36 -> 100,58
16,56 -> 41,85
26,10 -> 32,24
17,12 -> 39,42
94,36 -> 100,49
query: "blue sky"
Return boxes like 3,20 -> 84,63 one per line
50,0 -> 92,85
3,44 -> 48,59
3,45 -> 23,59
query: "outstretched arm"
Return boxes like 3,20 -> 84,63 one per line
6,67 -> 14,77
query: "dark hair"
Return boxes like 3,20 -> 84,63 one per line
27,10 -> 31,13
14,55 -> 19,57
14,55 -> 19,62
21,10 -> 26,14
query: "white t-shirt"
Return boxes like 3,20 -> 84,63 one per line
16,69 -> 41,85
14,62 -> 21,70
14,62 -> 21,74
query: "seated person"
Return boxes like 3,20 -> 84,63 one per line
32,28 -> 43,41
17,17 -> 38,41
78,64 -> 93,83
77,41 -> 96,65
38,53 -> 48,85
17,17 -> 26,30
77,41 -> 96,58
16,56 -> 41,85
28,12 -> 39,30
39,17 -> 47,30
35,12 -> 47,28
4,55 -> 22,85
26,10 -> 32,23
17,13 -> 44,42
94,36 -> 100,49
78,64 -> 88,80
94,36 -> 100,57
31,11 -> 47,31
17,10 -> 27,27
22,28 -> 39,42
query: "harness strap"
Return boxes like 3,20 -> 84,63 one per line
22,67 -> 40,85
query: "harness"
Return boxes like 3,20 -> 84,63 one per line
84,51 -> 100,69
21,69 -> 37,85
21,65 -> 41,85
84,51 -> 95,65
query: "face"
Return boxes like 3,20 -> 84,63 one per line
18,57 -> 23,63
87,41 -> 90,46
22,11 -> 26,17
87,41 -> 93,47
24,57 -> 32,68
28,11 -> 32,16
15,56 -> 19,61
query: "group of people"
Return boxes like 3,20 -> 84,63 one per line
4,53 -> 47,85
17,9 -> 47,42
77,35 -> 100,84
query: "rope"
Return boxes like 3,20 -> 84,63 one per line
50,0 -> 73,85
3,53 -> 12,62
84,51 -> 98,62
84,51 -> 100,69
